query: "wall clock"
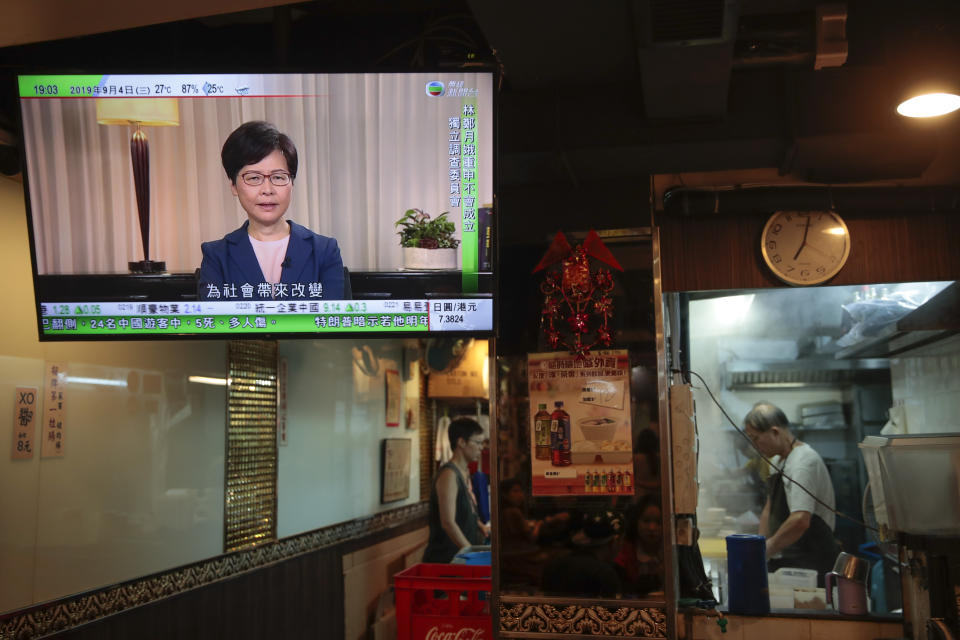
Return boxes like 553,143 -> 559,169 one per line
760,210 -> 850,285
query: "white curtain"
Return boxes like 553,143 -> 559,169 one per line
21,73 -> 493,274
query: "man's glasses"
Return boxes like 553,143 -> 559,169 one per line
240,171 -> 292,187
468,438 -> 485,446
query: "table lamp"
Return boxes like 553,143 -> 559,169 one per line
96,98 -> 180,273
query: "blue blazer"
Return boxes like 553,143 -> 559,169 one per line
198,220 -> 344,300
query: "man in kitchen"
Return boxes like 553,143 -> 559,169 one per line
744,402 -> 842,585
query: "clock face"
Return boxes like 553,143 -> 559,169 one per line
760,211 -> 850,285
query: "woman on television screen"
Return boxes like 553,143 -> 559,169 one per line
198,120 -> 345,301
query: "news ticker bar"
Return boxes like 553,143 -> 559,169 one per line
18,74 -> 485,99
39,299 -> 492,336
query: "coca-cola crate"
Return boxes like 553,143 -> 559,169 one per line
394,563 -> 492,640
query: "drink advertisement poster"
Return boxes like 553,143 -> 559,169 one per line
527,350 -> 635,497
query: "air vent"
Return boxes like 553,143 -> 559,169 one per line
649,0 -> 726,43
722,359 -> 891,390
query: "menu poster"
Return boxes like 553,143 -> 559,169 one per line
381,438 -> 412,503
11,386 -> 38,459
41,362 -> 66,458
527,350 -> 635,497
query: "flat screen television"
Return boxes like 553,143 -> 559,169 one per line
15,71 -> 495,339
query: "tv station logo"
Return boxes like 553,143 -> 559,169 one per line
427,80 -> 479,98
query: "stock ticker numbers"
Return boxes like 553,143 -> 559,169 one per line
38,297 -> 486,334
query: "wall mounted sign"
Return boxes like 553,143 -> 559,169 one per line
527,349 -> 634,497
427,338 -> 488,398
381,438 -> 412,503
11,386 -> 38,459
404,354 -> 421,430
40,362 -> 66,458
385,369 -> 401,427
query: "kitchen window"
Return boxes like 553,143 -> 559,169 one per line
665,279 -> 957,617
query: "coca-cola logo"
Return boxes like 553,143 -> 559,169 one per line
424,626 -> 485,640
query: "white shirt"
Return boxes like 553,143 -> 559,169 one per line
772,442 -> 836,531
249,234 -> 290,284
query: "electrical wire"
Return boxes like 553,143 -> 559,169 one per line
672,368 -> 879,533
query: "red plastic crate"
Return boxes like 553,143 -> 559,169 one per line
394,563 -> 492,640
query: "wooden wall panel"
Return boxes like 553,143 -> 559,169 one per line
659,210 -> 960,292
46,547 -> 342,640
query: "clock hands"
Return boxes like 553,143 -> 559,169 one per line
803,241 -> 833,260
793,215 -> 811,260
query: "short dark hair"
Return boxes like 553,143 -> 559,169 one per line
221,121 -> 298,184
448,416 -> 483,451
744,402 -> 789,433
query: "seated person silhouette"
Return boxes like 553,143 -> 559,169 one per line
541,510 -> 624,598
614,494 -> 664,595
198,121 -> 344,301
499,478 -> 571,588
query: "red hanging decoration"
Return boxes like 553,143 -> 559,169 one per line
534,230 -> 622,358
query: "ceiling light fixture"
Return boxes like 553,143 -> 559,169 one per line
65,376 -> 128,387
897,92 -> 960,118
187,375 -> 228,386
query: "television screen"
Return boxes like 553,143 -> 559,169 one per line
16,71 -> 495,339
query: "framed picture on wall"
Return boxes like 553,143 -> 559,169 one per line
381,438 -> 412,503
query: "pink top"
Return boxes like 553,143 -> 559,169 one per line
248,234 -> 290,284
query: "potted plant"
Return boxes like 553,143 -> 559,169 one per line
395,208 -> 460,270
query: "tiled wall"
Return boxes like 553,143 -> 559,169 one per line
342,526 -> 427,640
889,334 -> 960,434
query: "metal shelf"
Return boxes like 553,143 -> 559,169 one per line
835,282 -> 959,360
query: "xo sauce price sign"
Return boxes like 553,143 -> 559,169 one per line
11,386 -> 38,459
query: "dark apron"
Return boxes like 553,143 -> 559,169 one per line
766,471 -> 841,586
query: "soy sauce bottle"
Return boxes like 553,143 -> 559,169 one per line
550,401 -> 571,466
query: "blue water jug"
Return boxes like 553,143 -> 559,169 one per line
726,534 -> 770,615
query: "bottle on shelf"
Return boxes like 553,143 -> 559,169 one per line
534,403 -> 551,460
550,401 -> 571,467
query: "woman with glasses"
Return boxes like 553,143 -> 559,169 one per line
198,121 -> 344,300
422,417 -> 489,563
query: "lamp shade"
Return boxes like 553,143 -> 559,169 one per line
96,98 -> 180,126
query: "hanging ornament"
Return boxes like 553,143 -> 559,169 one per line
533,230 -> 623,358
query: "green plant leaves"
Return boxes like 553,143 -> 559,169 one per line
394,208 -> 461,249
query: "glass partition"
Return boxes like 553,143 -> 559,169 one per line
494,230 -> 671,609
2,342 -> 227,612
669,279 -> 956,616
276,338 -> 422,537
